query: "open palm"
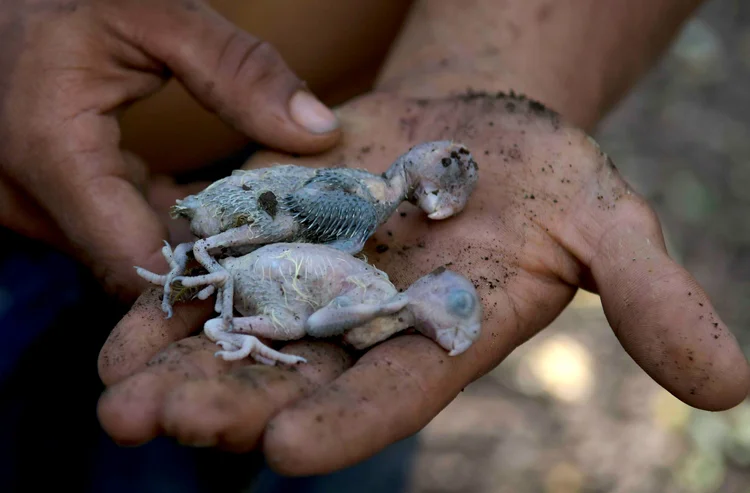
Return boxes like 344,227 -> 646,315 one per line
97,91 -> 750,476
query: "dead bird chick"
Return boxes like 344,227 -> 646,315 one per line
136,140 -> 479,326
140,243 -> 482,366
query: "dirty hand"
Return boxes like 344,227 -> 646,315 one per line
0,0 -> 340,302
97,91 -> 750,476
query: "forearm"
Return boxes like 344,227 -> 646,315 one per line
376,0 -> 706,131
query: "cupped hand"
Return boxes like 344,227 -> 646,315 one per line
0,0 -> 340,302
97,91 -> 750,476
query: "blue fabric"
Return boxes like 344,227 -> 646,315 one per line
86,436 -> 202,493
0,236 -> 81,383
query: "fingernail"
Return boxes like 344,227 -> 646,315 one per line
289,90 -> 339,134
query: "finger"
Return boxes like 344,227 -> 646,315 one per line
582,197 -> 750,410
554,146 -> 750,411
146,175 -> 211,216
123,152 -> 199,245
263,336 -> 481,476
97,335 -> 242,445
118,1 -> 341,154
259,279 -> 551,477
0,175 -> 67,248
146,174 -> 210,245
160,341 -> 353,451
6,115 -> 174,302
98,287 -> 214,386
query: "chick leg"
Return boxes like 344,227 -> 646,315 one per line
204,318 -> 307,365
135,241 -> 195,317
192,224 -> 291,330
223,311 -> 306,340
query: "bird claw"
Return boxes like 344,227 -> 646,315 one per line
216,340 -> 239,351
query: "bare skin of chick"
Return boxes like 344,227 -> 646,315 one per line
139,242 -> 482,365
135,140 -> 478,328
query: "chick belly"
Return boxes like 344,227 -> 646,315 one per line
231,267 -> 325,317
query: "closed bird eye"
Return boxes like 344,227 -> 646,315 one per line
446,289 -> 475,317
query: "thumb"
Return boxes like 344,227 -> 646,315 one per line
119,1 -> 341,154
584,198 -> 750,410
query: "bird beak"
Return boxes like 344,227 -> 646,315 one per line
440,329 -> 474,356
446,324 -> 481,356
448,339 -> 472,356
420,192 -> 455,220
428,208 -> 455,220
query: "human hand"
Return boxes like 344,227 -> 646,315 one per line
97,91 -> 750,475
0,0 -> 340,302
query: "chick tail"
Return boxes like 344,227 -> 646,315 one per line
169,196 -> 200,220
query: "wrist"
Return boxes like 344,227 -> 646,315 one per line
374,0 -> 707,133
375,66 -> 600,131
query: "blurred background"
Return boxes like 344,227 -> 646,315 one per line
407,1 -> 750,492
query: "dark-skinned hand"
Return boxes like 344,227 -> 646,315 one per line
0,0 -> 340,302
97,90 -> 750,476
